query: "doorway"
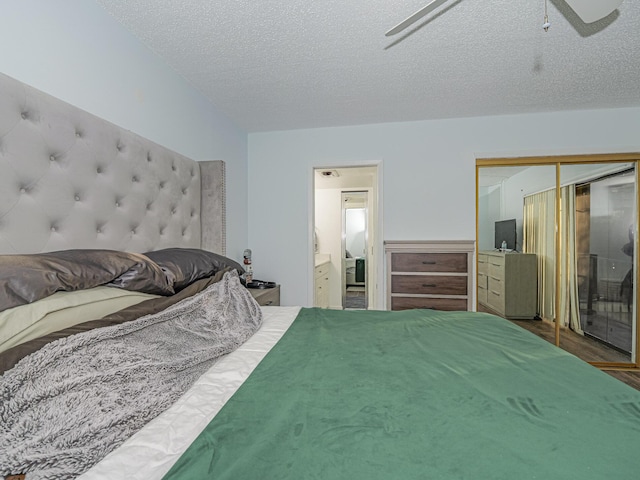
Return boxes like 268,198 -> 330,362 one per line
313,166 -> 379,309
343,191 -> 368,309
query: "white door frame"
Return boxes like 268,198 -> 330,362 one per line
309,161 -> 384,309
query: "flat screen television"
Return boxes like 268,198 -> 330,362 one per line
494,219 -> 517,251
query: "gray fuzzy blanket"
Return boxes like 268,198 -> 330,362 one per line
0,271 -> 262,480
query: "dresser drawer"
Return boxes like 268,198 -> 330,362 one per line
488,275 -> 504,295
486,288 -> 505,314
487,275 -> 505,312
478,254 -> 488,275
478,284 -> 488,305
391,253 -> 467,273
488,257 -> 505,280
392,275 -> 467,295
391,296 -> 468,311
478,272 -> 488,290
314,262 -> 330,308
315,262 -> 330,278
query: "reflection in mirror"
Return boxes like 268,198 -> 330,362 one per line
560,163 -> 636,363
478,158 -> 639,368
520,167 -> 557,328
343,192 -> 368,309
478,165 -> 556,328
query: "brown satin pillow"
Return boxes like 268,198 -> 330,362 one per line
144,248 -> 245,291
106,252 -> 174,296
0,250 -> 142,313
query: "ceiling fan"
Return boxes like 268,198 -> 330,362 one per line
385,0 -> 624,36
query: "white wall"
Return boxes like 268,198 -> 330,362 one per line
249,107 -> 640,306
478,185 -> 502,251
0,0 -> 248,261
502,165 -> 557,252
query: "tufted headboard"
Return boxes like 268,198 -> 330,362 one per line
0,72 -> 225,255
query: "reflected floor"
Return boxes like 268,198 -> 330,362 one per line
510,317 -> 631,364
508,317 -> 640,391
479,302 -> 633,363
344,286 -> 366,309
581,300 -> 632,354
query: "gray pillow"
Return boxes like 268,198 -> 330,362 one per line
106,252 -> 174,296
0,250 -> 169,313
144,248 -> 245,291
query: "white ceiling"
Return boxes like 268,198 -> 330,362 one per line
315,166 -> 376,190
96,0 -> 640,133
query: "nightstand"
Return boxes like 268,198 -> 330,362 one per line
248,285 -> 280,306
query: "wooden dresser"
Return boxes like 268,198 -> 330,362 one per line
477,251 -> 536,319
385,241 -> 475,311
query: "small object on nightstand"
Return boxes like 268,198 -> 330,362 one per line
243,248 -> 253,283
246,280 -> 276,289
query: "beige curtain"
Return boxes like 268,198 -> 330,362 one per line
523,187 -> 583,333
559,185 -> 583,334
523,190 -> 556,323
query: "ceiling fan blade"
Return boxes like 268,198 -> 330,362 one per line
385,0 -> 448,36
563,0 -> 623,23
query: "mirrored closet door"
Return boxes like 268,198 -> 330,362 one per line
477,164 -> 556,326
477,154 -> 639,369
560,162 -> 636,364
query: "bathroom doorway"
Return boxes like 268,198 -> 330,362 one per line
313,165 -> 380,309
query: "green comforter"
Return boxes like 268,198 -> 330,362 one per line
164,307 -> 640,479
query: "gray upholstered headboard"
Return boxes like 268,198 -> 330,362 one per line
0,72 -> 225,255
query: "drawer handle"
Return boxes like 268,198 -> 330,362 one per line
264,300 -> 273,306
421,261 -> 436,265
422,283 -> 437,288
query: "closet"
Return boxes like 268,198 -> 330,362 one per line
477,154 -> 640,369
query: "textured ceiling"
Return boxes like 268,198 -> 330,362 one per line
96,0 -> 640,133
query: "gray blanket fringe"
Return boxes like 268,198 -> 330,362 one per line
0,271 -> 262,480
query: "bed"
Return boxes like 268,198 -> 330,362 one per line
2,72 -> 640,480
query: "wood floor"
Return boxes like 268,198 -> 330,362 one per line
509,318 -> 640,391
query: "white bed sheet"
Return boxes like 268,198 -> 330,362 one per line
78,305 -> 300,480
